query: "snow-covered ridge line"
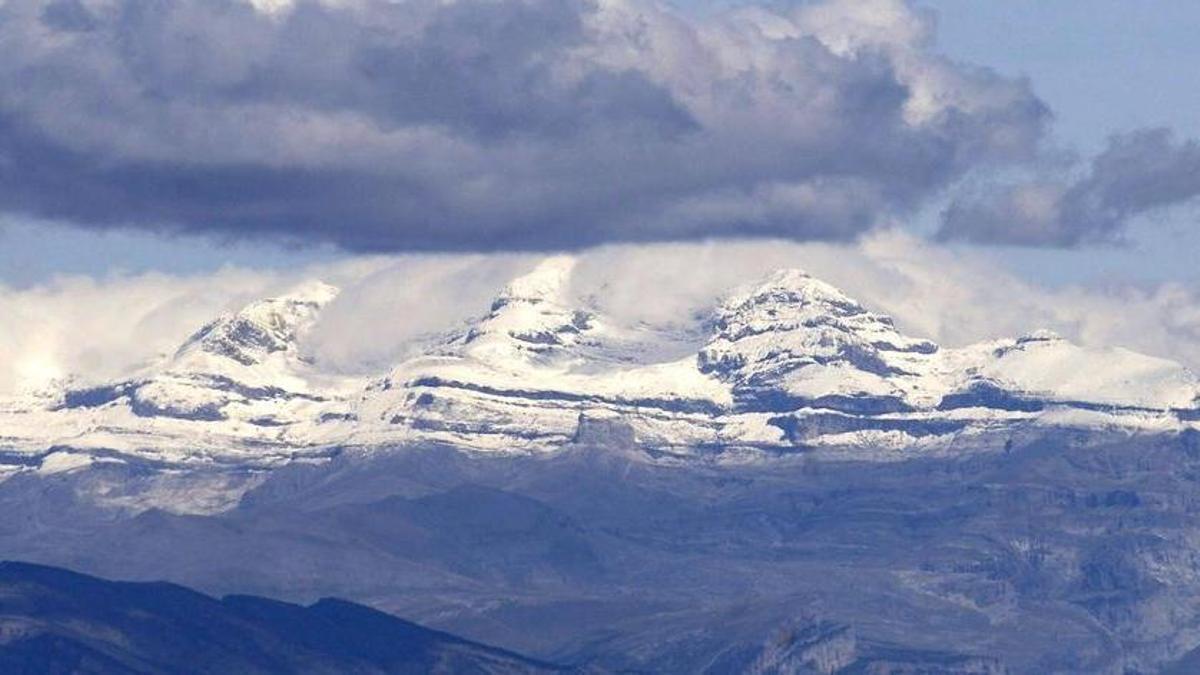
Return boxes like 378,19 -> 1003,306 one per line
2,257 -> 1198,470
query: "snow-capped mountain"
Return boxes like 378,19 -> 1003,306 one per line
6,260 -> 1200,672
0,281 -> 360,470
352,257 -> 731,451
3,259 -> 1199,474
699,269 -> 942,414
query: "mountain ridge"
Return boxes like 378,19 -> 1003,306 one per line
2,258 -> 1198,481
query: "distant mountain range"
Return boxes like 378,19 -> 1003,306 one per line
2,256 -> 1196,485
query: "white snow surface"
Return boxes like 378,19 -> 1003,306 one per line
2,258 -> 1198,470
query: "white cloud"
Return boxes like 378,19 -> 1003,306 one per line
303,254 -> 539,373
4,237 -> 1200,396
0,269 -> 283,393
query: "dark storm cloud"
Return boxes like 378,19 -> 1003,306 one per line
0,0 -> 1048,251
939,128 -> 1200,247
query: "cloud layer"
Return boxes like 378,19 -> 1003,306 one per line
939,128 -> 1200,246
6,236 -> 1200,395
0,0 -> 1047,250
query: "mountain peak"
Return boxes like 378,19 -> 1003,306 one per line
700,269 -> 939,412
759,268 -> 816,288
495,256 -> 576,307
453,257 -> 597,368
279,280 -> 340,307
710,269 -> 923,346
174,281 -> 339,367
723,268 -> 867,320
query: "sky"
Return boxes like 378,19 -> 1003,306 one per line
920,0 -> 1200,286
3,0 -> 1200,392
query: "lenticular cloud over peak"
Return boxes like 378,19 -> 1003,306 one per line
0,0 -> 1047,251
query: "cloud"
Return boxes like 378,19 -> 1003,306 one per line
313,237 -> 1200,382
0,253 -> 533,393
0,0 -> 1047,251
6,236 -> 1200,395
938,128 -> 1200,246
0,269 -> 283,394
303,254 -> 539,372
565,233 -> 1200,373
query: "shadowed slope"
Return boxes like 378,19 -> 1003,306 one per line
0,561 -> 568,674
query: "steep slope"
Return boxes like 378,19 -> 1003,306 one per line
0,561 -> 566,674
